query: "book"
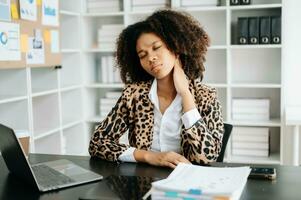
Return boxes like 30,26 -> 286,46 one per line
232,113 -> 269,121
232,127 -> 269,136
232,141 -> 269,150
151,163 -> 251,200
232,135 -> 268,143
181,0 -> 219,6
232,148 -> 269,157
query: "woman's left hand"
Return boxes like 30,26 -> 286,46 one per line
173,57 -> 190,96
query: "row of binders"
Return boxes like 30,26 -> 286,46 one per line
180,0 -> 220,7
232,98 -> 270,121
230,0 -> 251,5
99,91 -> 121,117
237,16 -> 281,45
97,55 -> 122,84
86,0 -> 121,13
97,24 -> 124,50
131,0 -> 169,12
232,126 -> 269,157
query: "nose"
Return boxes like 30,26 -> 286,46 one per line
148,53 -> 157,63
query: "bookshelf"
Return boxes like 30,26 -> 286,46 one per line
0,0 -> 283,164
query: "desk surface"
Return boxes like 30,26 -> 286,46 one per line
0,154 -> 301,200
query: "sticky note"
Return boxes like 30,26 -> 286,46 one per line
11,3 -> 19,19
21,34 -> 29,53
37,0 -> 42,6
44,30 -> 51,43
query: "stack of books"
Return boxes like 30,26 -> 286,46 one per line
232,126 -> 270,157
180,0 -> 220,7
99,91 -> 121,117
86,0 -> 121,13
97,24 -> 124,50
150,163 -> 251,200
98,55 -> 122,83
232,98 -> 270,121
131,0 -> 170,12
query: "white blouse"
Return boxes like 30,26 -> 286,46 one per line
118,79 -> 201,162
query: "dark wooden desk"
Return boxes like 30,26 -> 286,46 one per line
0,154 -> 300,200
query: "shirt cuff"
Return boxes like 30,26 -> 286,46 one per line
118,147 -> 137,163
181,108 -> 201,129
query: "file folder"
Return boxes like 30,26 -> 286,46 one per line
259,16 -> 271,44
237,17 -> 248,44
248,17 -> 259,44
271,16 -> 281,44
240,0 -> 251,5
230,0 -> 240,5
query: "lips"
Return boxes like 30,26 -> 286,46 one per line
151,64 -> 162,72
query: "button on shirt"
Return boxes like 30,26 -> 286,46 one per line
118,79 -> 201,162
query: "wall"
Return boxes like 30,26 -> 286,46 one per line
282,0 -> 301,165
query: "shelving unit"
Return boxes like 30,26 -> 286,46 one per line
75,0 -> 283,165
0,0 -> 283,164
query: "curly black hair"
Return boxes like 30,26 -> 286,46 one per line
116,9 -> 210,84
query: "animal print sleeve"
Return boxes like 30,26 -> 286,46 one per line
181,88 -> 224,164
88,85 -> 131,162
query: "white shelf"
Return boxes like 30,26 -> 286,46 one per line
230,84 -> 282,88
229,4 -> 282,10
84,48 -> 115,53
60,10 -> 80,16
60,85 -> 82,92
85,83 -> 124,88
62,120 -> 83,130
0,95 -> 28,104
229,118 -> 281,127
32,89 -> 59,98
34,131 -> 62,154
83,12 -> 125,17
231,45 -> 282,49
61,49 -> 81,53
86,116 -> 105,123
182,6 -> 227,12
34,127 -> 61,140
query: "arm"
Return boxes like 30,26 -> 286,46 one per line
88,86 -> 131,162
181,89 -> 224,164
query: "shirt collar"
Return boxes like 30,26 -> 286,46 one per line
148,79 -> 182,112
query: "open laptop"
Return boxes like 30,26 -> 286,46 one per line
0,124 -> 103,192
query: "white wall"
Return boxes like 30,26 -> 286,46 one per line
282,0 -> 301,165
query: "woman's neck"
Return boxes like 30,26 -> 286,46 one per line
156,74 -> 177,99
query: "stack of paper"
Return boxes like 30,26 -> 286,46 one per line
232,98 -> 270,121
86,0 -> 121,13
97,24 -> 124,51
181,0 -> 220,7
232,127 -> 270,157
131,0 -> 170,12
151,163 -> 251,200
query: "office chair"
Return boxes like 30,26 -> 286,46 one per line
216,123 -> 233,162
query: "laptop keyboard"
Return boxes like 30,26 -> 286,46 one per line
32,164 -> 75,188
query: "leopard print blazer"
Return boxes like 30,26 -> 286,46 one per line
89,79 -> 224,164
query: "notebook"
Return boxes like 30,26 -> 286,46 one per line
0,124 -> 103,192
151,163 -> 251,200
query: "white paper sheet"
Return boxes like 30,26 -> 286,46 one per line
0,22 -> 21,61
42,0 -> 59,26
0,0 -> 11,21
152,163 -> 251,199
50,30 -> 59,53
26,37 -> 45,64
20,0 -> 37,21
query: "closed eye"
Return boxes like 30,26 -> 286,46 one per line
153,45 -> 161,50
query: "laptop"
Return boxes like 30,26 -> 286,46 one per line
0,124 -> 103,192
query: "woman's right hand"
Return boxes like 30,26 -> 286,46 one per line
134,149 -> 191,168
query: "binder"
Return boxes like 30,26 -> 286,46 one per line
259,16 -> 271,44
230,0 -> 240,5
237,17 -> 248,44
248,17 -> 259,44
271,16 -> 281,44
240,0 -> 251,5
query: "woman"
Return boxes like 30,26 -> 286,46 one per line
89,9 -> 224,168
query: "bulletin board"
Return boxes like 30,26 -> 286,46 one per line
0,0 -> 61,69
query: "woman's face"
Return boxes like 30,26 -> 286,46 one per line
136,32 -> 176,79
